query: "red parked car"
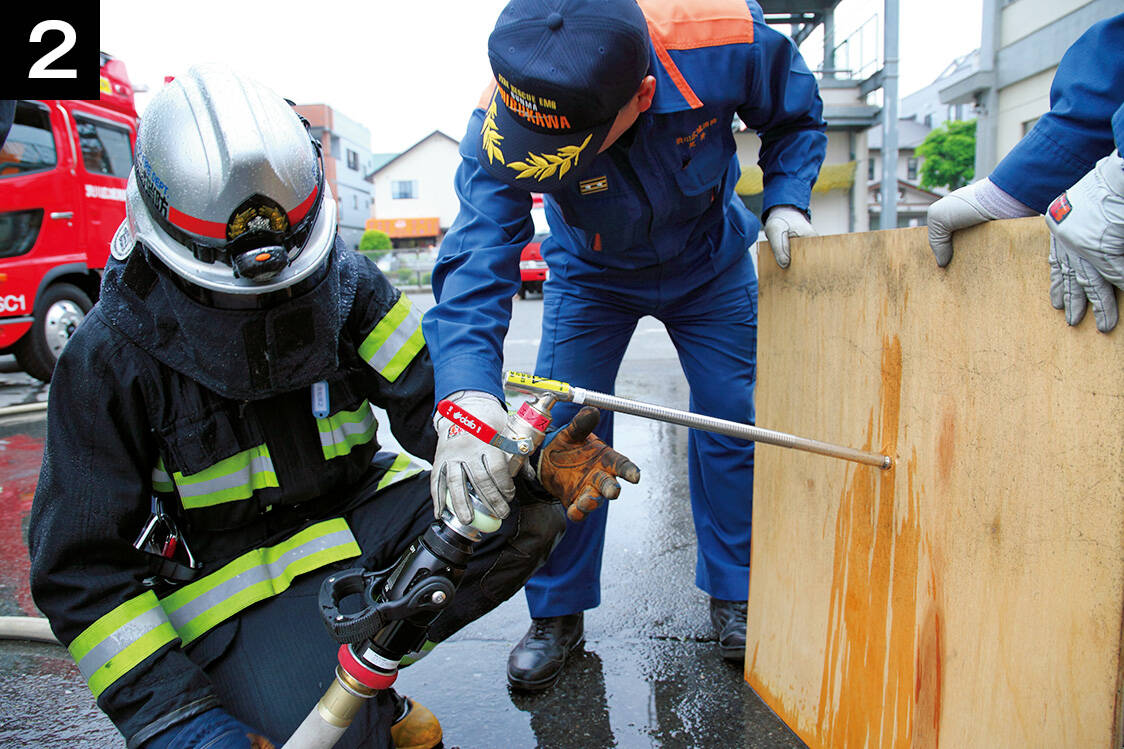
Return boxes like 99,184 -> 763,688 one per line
0,53 -> 138,380
519,233 -> 549,299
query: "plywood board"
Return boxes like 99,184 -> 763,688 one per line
747,218 -> 1124,749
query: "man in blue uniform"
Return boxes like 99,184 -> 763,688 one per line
28,66 -> 637,748
927,13 -> 1124,332
423,0 -> 826,690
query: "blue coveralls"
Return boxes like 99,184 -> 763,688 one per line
989,13 -> 1124,211
424,0 -> 826,617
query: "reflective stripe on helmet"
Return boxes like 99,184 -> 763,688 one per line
317,399 -> 378,460
166,204 -> 228,240
159,518 -> 360,645
358,294 -> 426,382
173,444 -> 279,510
287,183 -> 320,225
69,591 -> 179,698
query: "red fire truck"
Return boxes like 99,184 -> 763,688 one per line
0,53 -> 138,381
518,194 -> 549,299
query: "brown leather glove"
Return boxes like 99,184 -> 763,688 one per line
537,406 -> 641,522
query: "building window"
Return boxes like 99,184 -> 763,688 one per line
347,149 -> 359,171
392,180 -> 418,200
1022,117 -> 1040,136
867,158 -> 875,182
907,157 -> 918,182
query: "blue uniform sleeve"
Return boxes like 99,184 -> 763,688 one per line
736,21 -> 827,216
422,111 -> 534,404
989,13 -> 1124,212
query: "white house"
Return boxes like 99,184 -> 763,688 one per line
368,131 -> 461,248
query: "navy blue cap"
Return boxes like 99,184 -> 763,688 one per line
478,0 -> 650,192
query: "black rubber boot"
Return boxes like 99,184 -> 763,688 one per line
506,613 -> 585,692
709,598 -> 748,662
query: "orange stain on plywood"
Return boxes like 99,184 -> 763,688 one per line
799,334 -> 932,748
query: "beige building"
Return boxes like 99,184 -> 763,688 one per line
939,0 -> 1121,175
735,77 -> 875,236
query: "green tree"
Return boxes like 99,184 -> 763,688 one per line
915,119 -> 976,191
359,229 -> 392,252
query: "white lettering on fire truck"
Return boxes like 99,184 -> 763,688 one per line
84,184 -> 127,201
0,295 -> 27,313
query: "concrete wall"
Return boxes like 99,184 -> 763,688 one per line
371,134 -> 461,231
995,67 -> 1056,158
1000,0 -> 1095,46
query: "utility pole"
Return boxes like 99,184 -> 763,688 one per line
880,0 -> 900,229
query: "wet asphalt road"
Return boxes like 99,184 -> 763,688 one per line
0,291 -> 803,749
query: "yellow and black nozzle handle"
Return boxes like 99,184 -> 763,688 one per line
503,370 -> 892,471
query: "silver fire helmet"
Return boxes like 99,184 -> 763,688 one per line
124,64 -> 336,295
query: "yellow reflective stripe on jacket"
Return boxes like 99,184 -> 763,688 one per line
152,457 -> 173,493
69,591 -> 178,698
317,400 -> 378,460
358,293 -> 425,381
159,518 -> 360,645
174,444 -> 279,510
375,452 -> 425,491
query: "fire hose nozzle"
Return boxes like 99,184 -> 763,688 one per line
503,370 -> 892,471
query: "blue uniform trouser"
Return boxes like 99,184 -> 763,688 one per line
525,250 -> 757,618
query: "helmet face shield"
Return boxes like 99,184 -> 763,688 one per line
127,64 -> 337,295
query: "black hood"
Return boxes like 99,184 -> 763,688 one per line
98,236 -> 359,401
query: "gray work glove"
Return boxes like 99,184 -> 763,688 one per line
763,205 -> 817,268
1045,150 -> 1124,333
431,390 -> 515,524
926,178 -> 1037,266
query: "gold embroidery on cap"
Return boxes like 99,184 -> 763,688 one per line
508,133 -> 593,182
481,89 -> 505,165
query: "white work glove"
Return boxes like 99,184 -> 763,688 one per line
431,390 -> 516,524
927,178 -> 1036,266
1045,150 -> 1124,333
763,206 -> 817,268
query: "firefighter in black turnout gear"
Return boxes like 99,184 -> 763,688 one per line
28,65 -> 638,749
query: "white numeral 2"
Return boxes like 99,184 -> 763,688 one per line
29,20 -> 77,79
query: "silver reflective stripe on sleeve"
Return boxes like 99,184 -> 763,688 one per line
69,591 -> 179,698
358,293 -> 426,381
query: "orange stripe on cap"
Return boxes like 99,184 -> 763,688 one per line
287,184 -> 319,224
167,205 -> 228,239
637,0 -> 754,50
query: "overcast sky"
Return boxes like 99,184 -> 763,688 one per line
100,0 -> 983,154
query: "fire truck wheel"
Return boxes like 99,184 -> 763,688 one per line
14,283 -> 93,382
